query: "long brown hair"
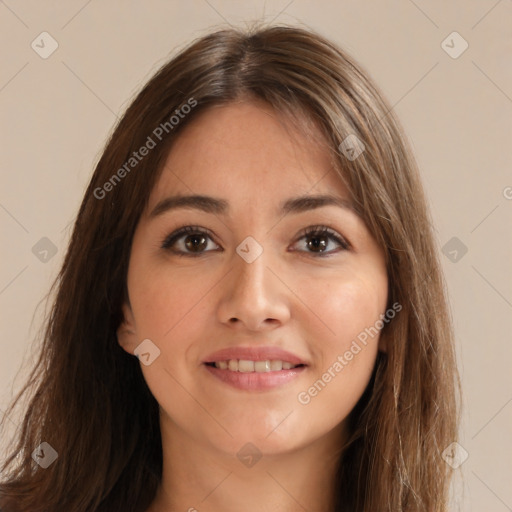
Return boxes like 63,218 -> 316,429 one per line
0,24 -> 459,511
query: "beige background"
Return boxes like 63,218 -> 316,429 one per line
1,1 -> 511,510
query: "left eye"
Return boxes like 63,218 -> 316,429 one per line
292,226 -> 350,255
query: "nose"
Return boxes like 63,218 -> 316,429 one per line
216,247 -> 291,332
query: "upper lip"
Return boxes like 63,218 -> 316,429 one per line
203,346 -> 308,365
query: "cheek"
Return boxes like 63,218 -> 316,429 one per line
127,263 -> 219,400
301,269 -> 387,351
128,259 -> 215,341
293,269 -> 387,421
293,286 -> 379,425
129,268 -> 212,425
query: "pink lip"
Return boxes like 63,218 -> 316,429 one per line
203,364 -> 307,391
202,346 -> 308,392
203,346 -> 307,365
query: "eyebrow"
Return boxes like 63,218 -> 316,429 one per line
149,193 -> 359,218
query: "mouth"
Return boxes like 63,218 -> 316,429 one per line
202,346 -> 308,391
204,359 -> 306,372
203,357 -> 307,391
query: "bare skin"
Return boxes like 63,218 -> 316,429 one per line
117,100 -> 388,511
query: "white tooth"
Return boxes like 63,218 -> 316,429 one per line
218,360 -> 228,370
269,360 -> 283,371
228,359 -> 239,371
282,361 -> 294,370
238,360 -> 255,372
254,360 -> 271,372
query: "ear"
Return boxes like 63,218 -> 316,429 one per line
116,302 -> 138,355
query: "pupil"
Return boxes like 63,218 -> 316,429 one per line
186,234 -> 206,252
309,236 -> 327,251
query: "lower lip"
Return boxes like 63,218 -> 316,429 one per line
203,364 -> 307,391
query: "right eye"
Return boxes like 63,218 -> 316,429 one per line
160,225 -> 221,257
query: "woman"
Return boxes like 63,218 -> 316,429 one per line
0,25 -> 460,511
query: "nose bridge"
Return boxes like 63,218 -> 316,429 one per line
217,240 -> 290,329
231,244 -> 269,305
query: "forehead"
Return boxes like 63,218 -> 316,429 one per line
148,101 -> 350,210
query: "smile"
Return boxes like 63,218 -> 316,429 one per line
207,359 -> 304,372
203,360 -> 307,391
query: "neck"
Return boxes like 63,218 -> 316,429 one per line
147,414 -> 345,512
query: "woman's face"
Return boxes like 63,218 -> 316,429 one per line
118,100 -> 388,458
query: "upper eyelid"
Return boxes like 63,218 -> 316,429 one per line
295,225 -> 350,247
160,225 -> 219,251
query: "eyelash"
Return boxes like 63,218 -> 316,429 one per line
160,225 -> 350,257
